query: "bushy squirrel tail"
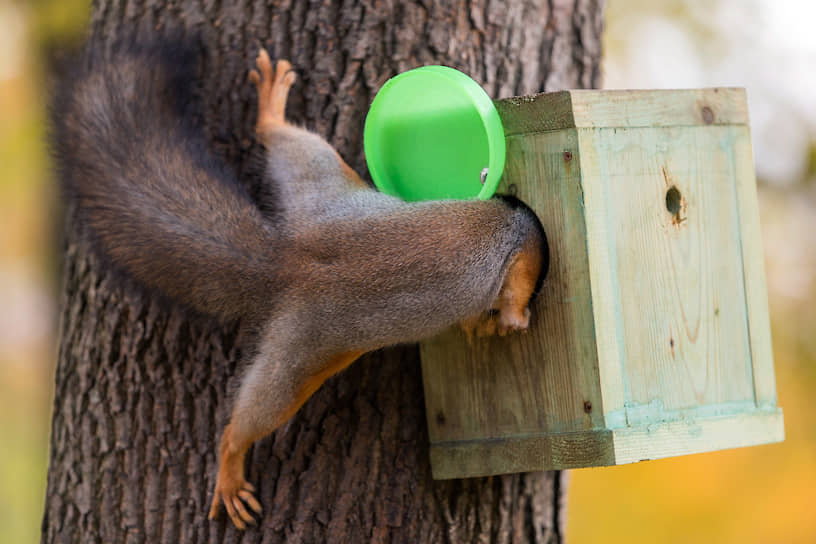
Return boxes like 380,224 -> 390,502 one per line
52,37 -> 283,324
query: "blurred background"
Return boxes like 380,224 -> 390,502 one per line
0,1 -> 87,543
570,1 -> 816,542
0,1 -> 813,542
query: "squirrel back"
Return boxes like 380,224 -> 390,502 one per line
53,39 -> 284,325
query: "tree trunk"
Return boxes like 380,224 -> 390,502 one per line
42,1 -> 604,542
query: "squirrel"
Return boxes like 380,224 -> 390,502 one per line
53,38 -> 548,529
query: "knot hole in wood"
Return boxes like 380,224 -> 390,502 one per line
666,185 -> 682,217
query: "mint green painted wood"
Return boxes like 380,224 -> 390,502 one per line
581,125 -> 756,420
732,129 -> 778,409
419,88 -> 784,479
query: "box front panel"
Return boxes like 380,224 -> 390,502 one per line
583,125 -> 756,425
420,129 -> 605,444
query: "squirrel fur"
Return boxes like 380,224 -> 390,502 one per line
53,38 -> 548,529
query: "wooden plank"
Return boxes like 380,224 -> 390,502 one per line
503,132 -> 608,432
495,88 -> 748,134
731,126 -> 778,408
429,409 -> 784,478
581,125 -> 756,423
612,409 -> 784,464
493,92 -> 575,136
576,129 -> 627,426
429,429 -> 615,479
420,129 -> 605,446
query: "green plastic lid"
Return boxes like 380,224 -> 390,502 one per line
363,66 -> 505,201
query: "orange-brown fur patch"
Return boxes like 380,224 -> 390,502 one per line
287,350 -> 365,424
495,236 -> 543,333
460,234 -> 543,339
337,152 -> 367,187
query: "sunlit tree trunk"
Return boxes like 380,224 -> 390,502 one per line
42,1 -> 604,542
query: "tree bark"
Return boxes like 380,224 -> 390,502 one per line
42,1 -> 604,542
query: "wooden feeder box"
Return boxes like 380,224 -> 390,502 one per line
420,88 -> 785,479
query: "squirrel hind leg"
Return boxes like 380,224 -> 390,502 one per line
249,48 -> 297,141
209,347 -> 363,529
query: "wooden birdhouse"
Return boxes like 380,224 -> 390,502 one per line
419,88 -> 785,479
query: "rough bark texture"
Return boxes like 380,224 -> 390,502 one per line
42,1 -> 604,542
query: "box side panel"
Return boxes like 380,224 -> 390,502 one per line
732,127 -> 778,408
420,129 -> 604,445
612,409 -> 784,464
583,125 -> 757,425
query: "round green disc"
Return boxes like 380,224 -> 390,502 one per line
363,66 -> 505,201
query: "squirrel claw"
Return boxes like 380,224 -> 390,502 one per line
209,479 -> 260,530
240,489 -> 262,513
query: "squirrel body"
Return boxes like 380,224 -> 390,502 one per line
54,39 -> 547,529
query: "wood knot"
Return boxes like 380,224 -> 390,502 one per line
665,186 -> 686,225
701,106 -> 714,124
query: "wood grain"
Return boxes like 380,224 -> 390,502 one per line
581,125 -> 755,421
611,409 -> 784,465
732,127 -> 778,409
428,409 -> 783,479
